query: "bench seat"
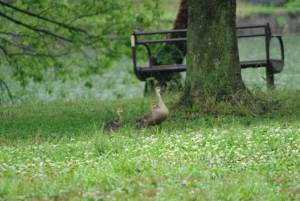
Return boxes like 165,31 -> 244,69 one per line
136,59 -> 281,72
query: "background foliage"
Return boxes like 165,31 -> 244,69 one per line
285,0 -> 300,7
0,0 -> 162,89
0,0 -> 300,104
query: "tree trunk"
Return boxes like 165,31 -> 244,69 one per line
183,0 -> 250,105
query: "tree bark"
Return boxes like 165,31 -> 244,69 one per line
183,0 -> 250,105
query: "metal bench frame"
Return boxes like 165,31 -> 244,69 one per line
131,23 -> 284,88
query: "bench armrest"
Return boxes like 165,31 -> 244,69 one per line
271,35 -> 284,62
142,44 -> 153,67
131,34 -> 153,69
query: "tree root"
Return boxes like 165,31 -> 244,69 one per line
177,88 -> 283,117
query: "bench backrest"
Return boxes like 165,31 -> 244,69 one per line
131,23 -> 284,88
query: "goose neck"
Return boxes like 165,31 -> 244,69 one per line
156,91 -> 162,101
156,91 -> 165,107
117,111 -> 122,123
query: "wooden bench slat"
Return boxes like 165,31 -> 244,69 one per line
137,64 -> 187,73
137,60 -> 269,73
238,34 -> 265,38
240,60 -> 267,68
136,38 -> 187,44
135,34 -> 266,45
132,24 -> 266,36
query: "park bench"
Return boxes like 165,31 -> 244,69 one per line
131,23 -> 284,88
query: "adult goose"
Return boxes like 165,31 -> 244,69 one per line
103,108 -> 123,132
135,103 -> 159,130
139,103 -> 159,121
135,86 -> 169,129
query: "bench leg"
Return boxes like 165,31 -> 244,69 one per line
266,67 -> 275,89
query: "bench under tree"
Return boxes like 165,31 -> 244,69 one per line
131,23 -> 284,91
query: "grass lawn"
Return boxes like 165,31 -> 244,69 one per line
1,1 -> 300,200
236,1 -> 300,16
1,89 -> 300,200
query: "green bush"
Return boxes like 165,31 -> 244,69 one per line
285,0 -> 300,7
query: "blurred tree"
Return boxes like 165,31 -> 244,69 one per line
0,0 -> 161,91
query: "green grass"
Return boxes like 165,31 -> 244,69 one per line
1,1 -> 300,199
1,89 -> 300,200
236,2 -> 300,16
